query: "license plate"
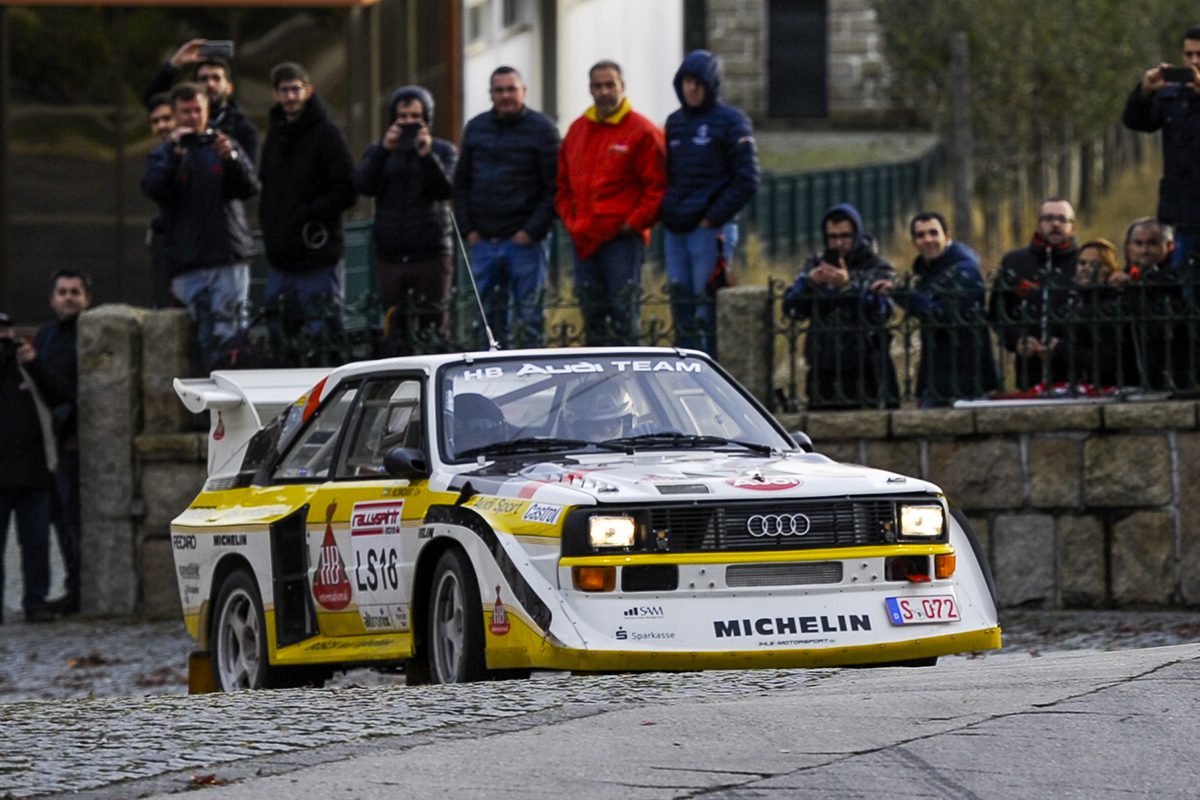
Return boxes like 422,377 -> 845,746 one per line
885,595 -> 960,625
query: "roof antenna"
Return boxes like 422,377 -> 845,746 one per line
451,215 -> 501,351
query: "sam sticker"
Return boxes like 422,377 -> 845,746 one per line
522,503 -> 562,525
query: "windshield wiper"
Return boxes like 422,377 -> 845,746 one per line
457,437 -> 596,460
600,432 -> 777,456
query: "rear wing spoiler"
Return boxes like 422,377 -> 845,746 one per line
174,368 -> 332,478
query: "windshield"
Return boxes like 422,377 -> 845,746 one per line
439,354 -> 791,462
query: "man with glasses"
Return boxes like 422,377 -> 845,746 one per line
453,66 -> 560,348
142,38 -> 258,158
782,203 -> 899,410
988,198 -> 1081,389
1123,26 -> 1200,273
257,62 -> 356,362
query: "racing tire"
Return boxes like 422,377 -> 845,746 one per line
211,569 -> 274,691
427,548 -> 487,684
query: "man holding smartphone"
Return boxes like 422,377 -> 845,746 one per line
142,38 -> 258,159
355,85 -> 457,354
781,204 -> 899,410
1123,25 -> 1200,275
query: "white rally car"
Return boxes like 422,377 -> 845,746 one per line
171,347 -> 1000,691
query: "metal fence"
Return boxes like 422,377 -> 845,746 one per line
770,269 -> 1200,411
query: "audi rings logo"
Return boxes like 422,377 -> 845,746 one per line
746,513 -> 811,537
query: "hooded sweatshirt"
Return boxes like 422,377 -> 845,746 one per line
355,86 -> 458,261
660,50 -> 760,233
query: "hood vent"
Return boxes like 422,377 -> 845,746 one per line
656,483 -> 710,495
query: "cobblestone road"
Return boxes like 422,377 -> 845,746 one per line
1,609 -> 1198,798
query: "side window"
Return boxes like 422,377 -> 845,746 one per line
336,378 -> 424,478
274,384 -> 359,480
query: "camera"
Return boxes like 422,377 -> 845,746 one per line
0,338 -> 16,360
180,129 -> 217,148
1162,66 -> 1195,83
198,40 -> 235,60
395,122 -> 423,149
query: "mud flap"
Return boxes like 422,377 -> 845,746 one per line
188,650 -> 217,694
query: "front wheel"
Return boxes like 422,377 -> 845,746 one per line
212,569 -> 272,691
427,549 -> 486,684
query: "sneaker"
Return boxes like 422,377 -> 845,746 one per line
51,595 -> 80,616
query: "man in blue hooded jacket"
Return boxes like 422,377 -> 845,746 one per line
661,50 -> 759,356
783,204 -> 899,410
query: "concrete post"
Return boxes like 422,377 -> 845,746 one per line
716,285 -> 773,405
77,304 -> 145,615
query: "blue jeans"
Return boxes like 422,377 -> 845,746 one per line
665,224 -> 738,357
264,262 -> 345,360
0,488 -> 54,616
171,263 -> 249,368
470,238 -> 547,348
572,232 -> 645,346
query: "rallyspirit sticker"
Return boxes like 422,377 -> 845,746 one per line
489,586 -> 511,636
726,477 -> 802,491
350,500 -> 405,536
312,501 -> 352,611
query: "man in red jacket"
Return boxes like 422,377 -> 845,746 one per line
556,61 -> 666,346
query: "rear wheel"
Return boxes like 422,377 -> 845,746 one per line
427,549 -> 486,684
212,569 -> 272,691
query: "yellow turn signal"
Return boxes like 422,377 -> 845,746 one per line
572,566 -> 617,592
935,553 -> 956,579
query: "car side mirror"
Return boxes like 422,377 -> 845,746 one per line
790,430 -> 814,453
383,446 -> 430,479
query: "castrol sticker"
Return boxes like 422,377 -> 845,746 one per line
725,477 -> 802,491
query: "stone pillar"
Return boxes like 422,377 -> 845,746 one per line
716,285 -> 772,405
141,309 -> 192,435
77,304 -> 146,615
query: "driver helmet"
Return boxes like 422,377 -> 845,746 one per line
563,380 -> 636,440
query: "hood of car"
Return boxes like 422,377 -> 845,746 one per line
449,452 -> 940,505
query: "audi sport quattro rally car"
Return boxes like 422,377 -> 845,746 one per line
171,347 -> 1000,691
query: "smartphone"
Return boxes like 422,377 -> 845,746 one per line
822,248 -> 841,266
199,40 -> 235,60
1162,66 -> 1194,83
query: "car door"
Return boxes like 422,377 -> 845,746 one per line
275,374 -> 435,638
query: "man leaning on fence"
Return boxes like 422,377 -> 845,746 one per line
782,203 -> 899,410
355,85 -> 457,355
987,198 -> 1080,390
453,66 -> 559,348
556,60 -> 666,347
900,212 -> 996,407
258,62 -> 357,363
1122,25 -> 1200,274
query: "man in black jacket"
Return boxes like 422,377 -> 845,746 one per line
141,83 -> 259,369
453,66 -> 559,348
988,198 -> 1081,389
34,270 -> 91,615
356,86 -> 457,354
1123,26 -> 1200,274
0,312 -> 72,624
258,63 -> 357,361
142,39 -> 258,158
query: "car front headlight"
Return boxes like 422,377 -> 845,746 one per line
899,504 -> 945,539
588,515 -> 637,549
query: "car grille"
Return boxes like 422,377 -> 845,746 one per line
726,562 -> 843,587
647,499 -> 897,552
